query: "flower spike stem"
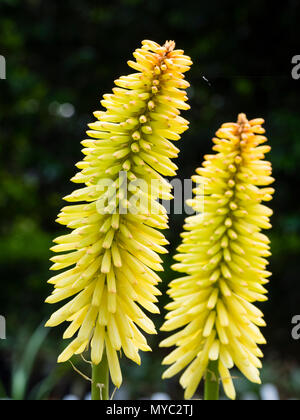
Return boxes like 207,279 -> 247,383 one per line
204,361 -> 220,401
92,351 -> 109,401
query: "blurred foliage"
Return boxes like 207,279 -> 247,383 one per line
0,323 -> 66,400
0,0 -> 300,399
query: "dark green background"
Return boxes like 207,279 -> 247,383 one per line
0,0 -> 300,400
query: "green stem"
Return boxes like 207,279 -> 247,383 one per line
92,351 -> 109,400
204,360 -> 220,401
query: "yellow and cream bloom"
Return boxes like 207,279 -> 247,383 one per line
161,114 -> 274,400
45,40 -> 192,388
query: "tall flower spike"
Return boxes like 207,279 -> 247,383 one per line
45,40 -> 192,390
161,114 -> 274,400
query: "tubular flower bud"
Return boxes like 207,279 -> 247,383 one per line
161,114 -> 274,400
45,40 -> 192,388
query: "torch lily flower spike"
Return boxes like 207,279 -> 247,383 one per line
161,114 -> 274,400
45,39 -> 192,390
